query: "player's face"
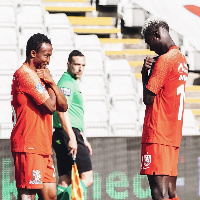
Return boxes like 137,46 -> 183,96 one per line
145,33 -> 161,55
68,56 -> 85,80
32,42 -> 53,69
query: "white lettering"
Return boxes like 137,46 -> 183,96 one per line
179,75 -> 188,81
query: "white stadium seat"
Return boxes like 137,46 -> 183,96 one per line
182,109 -> 199,136
84,96 -> 109,137
108,73 -> 137,97
49,47 -> 72,73
0,47 -> 19,71
45,13 -> 71,28
0,96 -> 13,139
81,48 -> 105,72
109,96 -> 139,136
48,25 -> 75,48
80,71 -> 107,97
74,34 -> 101,49
0,2 -> 16,24
17,1 -> 44,26
0,72 -> 13,96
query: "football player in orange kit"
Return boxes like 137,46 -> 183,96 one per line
140,17 -> 188,200
11,33 -> 68,199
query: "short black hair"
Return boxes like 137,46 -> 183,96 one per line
141,17 -> 169,39
68,50 -> 84,63
26,33 -> 52,57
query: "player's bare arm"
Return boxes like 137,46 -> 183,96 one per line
57,111 -> 78,157
37,68 -> 68,112
141,57 -> 156,105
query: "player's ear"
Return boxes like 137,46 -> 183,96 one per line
30,50 -> 36,58
153,30 -> 160,39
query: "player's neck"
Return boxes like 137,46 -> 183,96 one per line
24,59 -> 37,71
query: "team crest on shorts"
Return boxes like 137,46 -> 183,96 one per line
144,155 -> 151,167
29,170 -> 42,185
141,154 -> 151,170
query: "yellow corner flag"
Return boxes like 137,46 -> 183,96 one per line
71,163 -> 84,200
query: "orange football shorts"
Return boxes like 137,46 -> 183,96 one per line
12,152 -> 56,189
140,143 -> 179,176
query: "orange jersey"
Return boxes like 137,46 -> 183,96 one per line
11,64 -> 53,155
142,46 -> 188,147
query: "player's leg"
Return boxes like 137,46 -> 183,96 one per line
13,153 -> 51,200
148,175 -> 169,200
80,170 -> 93,187
52,128 -> 73,189
168,176 -> 177,198
17,188 -> 37,200
168,146 -> 179,199
74,128 -> 93,188
58,174 -> 71,187
37,155 -> 57,200
37,182 -> 57,200
52,128 -> 73,199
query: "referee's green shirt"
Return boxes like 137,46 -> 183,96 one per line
53,72 -> 84,131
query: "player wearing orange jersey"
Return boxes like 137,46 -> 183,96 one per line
11,33 -> 68,200
140,17 -> 188,200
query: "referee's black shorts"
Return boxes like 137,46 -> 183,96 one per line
52,127 -> 92,176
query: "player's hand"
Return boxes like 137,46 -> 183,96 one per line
142,56 -> 155,72
68,136 -> 78,158
37,68 -> 54,84
84,139 -> 92,156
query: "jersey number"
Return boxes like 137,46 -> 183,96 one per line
177,84 -> 185,121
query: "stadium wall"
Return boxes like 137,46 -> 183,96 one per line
1,136 -> 200,200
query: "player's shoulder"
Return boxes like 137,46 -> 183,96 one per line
159,46 -> 181,63
15,64 -> 36,80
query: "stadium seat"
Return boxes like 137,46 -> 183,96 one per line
0,96 -> 13,139
48,25 -> 75,48
99,0 -> 119,6
104,58 -> 132,74
194,51 -> 200,71
45,12 -> 71,28
0,1 -> 16,24
109,96 -> 139,136
0,46 -> 19,71
118,2 -> 146,27
0,72 -> 13,96
0,24 -> 18,47
108,73 -> 137,97
84,96 -> 109,137
17,1 -> 45,26
182,109 -> 199,136
74,34 -> 101,49
81,48 -> 105,72
49,47 -> 72,73
80,71 -> 107,97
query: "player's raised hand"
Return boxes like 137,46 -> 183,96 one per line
37,68 -> 54,84
143,56 -> 155,71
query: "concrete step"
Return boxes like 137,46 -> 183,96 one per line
100,38 -> 147,50
68,16 -> 116,25
45,6 -> 95,12
105,49 -> 156,56
73,27 -> 120,34
43,0 -> 88,2
43,0 -> 95,13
